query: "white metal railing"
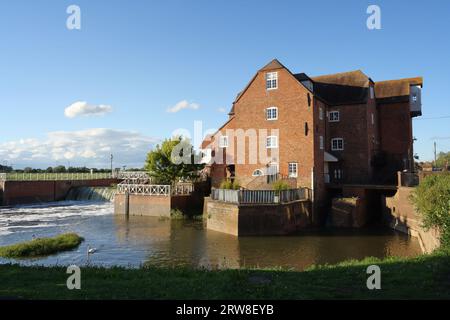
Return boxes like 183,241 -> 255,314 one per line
117,171 -> 149,180
173,183 -> 194,195
116,184 -> 171,196
211,188 -> 309,204
1,172 -> 114,181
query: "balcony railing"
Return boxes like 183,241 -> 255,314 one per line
211,188 -> 309,204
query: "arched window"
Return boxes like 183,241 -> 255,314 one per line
252,169 -> 264,177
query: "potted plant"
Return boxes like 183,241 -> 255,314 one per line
272,180 -> 289,203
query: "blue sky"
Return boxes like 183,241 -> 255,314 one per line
0,0 -> 449,168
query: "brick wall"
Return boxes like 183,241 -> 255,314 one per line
1,179 -> 119,206
205,198 -> 312,236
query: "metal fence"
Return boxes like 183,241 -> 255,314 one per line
0,172 -> 114,181
116,184 -> 171,196
211,188 -> 309,204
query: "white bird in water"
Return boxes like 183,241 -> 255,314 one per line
87,245 -> 97,255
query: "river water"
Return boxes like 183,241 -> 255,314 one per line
0,201 -> 422,270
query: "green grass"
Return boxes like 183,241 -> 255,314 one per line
0,248 -> 449,299
0,233 -> 84,258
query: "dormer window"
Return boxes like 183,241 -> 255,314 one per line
266,72 -> 278,90
266,107 -> 278,120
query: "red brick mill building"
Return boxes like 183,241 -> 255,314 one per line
201,59 -> 423,225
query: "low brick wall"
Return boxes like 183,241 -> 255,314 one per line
0,179 -> 119,206
115,193 -> 205,217
204,197 -> 312,236
383,187 -> 440,253
115,194 -> 171,217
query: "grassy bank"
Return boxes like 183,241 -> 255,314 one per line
0,233 -> 84,258
0,248 -> 449,299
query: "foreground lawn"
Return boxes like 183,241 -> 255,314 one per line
0,233 -> 84,258
0,249 -> 449,300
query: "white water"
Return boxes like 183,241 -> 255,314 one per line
0,201 -> 112,236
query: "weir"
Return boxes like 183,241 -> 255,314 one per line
66,187 -> 116,202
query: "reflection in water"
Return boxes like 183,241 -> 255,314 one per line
0,202 -> 422,270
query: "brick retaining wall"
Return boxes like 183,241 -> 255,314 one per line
204,197 -> 312,236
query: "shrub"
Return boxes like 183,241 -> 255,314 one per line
0,233 -> 84,258
411,173 -> 450,247
272,180 -> 289,195
219,179 -> 240,190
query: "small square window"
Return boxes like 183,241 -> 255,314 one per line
288,163 -> 298,178
331,138 -> 344,151
266,136 -> 278,149
266,72 -> 278,90
219,136 -> 229,148
266,107 -> 278,120
329,111 -> 340,122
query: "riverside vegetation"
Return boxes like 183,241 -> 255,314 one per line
0,174 -> 449,299
0,233 -> 84,258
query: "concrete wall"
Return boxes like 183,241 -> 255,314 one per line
115,194 -> 171,217
205,197 -> 312,236
114,193 -> 205,217
0,179 -> 118,206
383,187 -> 440,253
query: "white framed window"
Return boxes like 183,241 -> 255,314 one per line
334,169 -> 343,180
252,169 -> 264,177
371,113 -> 375,125
319,107 -> 323,120
266,136 -> 278,149
329,111 -> 340,122
219,136 -> 229,148
331,138 -> 344,151
266,72 -> 278,90
288,162 -> 298,178
319,136 -> 324,150
266,107 -> 278,120
370,86 -> 374,99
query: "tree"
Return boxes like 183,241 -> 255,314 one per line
144,137 -> 204,185
411,173 -> 450,247
53,165 -> 67,173
436,151 -> 450,169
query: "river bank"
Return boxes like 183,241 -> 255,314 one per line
1,248 -> 449,299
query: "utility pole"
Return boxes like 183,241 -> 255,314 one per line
434,142 -> 437,167
110,154 -> 114,174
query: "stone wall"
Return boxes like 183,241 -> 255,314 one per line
329,197 -> 366,228
383,187 -> 440,253
0,179 -> 119,206
115,194 -> 171,217
205,197 -> 312,236
115,192 -> 205,217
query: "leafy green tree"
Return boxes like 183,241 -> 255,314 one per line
144,137 -> 204,185
436,151 -> 450,168
53,165 -> 67,173
411,173 -> 450,247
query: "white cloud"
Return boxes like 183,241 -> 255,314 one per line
64,101 -> 113,118
217,107 -> 227,113
0,129 -> 159,168
167,100 -> 200,113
